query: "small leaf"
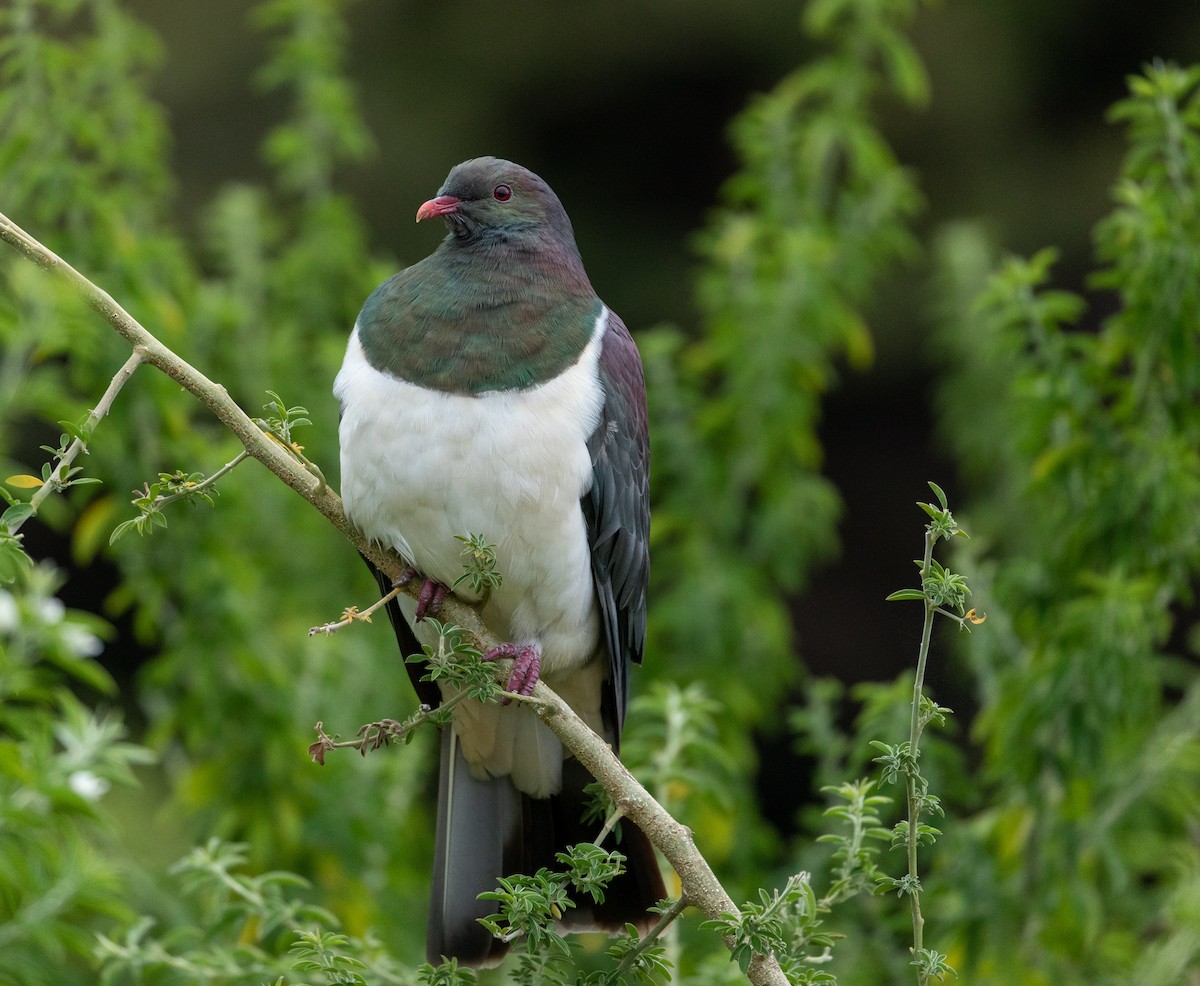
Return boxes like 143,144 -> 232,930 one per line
5,475 -> 43,489
57,419 -> 91,445
109,519 -> 141,545
886,589 -> 926,602
0,537 -> 32,584
2,502 -> 34,527
927,481 -> 948,509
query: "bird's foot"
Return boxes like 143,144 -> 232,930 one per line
394,566 -> 448,621
482,642 -> 542,701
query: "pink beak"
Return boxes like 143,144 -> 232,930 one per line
416,194 -> 462,222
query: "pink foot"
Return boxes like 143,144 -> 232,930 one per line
395,566 -> 448,621
483,642 -> 542,700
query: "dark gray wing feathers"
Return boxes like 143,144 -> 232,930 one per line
583,310 -> 649,739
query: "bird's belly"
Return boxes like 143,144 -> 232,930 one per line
335,328 -> 606,673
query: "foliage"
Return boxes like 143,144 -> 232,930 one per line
639,0 -> 930,892
702,487 -> 968,986
0,0 -> 948,981
622,681 -> 738,820
0,0 -> 431,966
0,562 -> 152,986
5,0 -> 1200,985
94,839 -> 416,985
644,0 -> 926,723
871,484 -> 974,985
702,873 -> 836,982
929,59 -> 1200,985
451,533 -> 504,595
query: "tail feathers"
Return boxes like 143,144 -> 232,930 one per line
429,737 -> 667,967
427,729 -> 551,966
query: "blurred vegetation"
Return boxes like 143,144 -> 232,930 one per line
2,0 -> 1200,983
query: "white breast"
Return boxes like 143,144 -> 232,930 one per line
334,308 -> 609,675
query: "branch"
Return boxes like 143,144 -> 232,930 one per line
154,450 -> 251,507
615,895 -> 689,980
518,683 -> 787,984
308,585 -> 402,636
0,211 -> 788,986
17,350 -> 144,533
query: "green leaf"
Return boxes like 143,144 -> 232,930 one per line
56,419 -> 91,446
2,502 -> 35,528
0,536 -> 33,584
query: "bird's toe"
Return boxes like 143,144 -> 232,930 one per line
483,642 -> 542,701
507,645 -> 541,696
417,578 -> 448,620
393,566 -> 450,621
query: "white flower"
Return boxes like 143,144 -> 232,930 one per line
68,770 -> 110,801
0,591 -> 16,632
61,623 -> 104,658
36,597 -> 65,624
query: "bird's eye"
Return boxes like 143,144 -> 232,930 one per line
493,184 -> 512,202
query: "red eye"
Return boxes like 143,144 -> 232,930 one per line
493,184 -> 512,202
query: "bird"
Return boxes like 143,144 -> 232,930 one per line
333,156 -> 665,966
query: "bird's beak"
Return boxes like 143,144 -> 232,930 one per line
416,195 -> 462,222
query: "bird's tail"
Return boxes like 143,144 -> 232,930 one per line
427,730 -> 667,967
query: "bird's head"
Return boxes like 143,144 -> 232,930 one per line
416,157 -> 578,250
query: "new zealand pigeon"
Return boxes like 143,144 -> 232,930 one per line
334,157 -> 665,965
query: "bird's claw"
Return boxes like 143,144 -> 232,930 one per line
416,579 -> 448,620
483,642 -> 542,703
394,566 -> 449,621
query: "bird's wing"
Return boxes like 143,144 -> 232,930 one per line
582,310 -> 649,741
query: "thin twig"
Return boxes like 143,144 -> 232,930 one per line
155,451 -> 251,508
906,528 -> 936,978
308,585 -> 403,636
613,895 -> 688,979
310,687 -> 476,763
593,809 -> 624,848
16,349 -> 145,533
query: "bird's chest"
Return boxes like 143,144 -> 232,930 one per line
335,324 -> 606,666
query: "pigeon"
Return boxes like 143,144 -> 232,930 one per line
334,156 -> 665,965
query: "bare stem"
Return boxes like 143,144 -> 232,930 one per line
308,585 -> 403,636
907,528 -> 937,983
155,451 -> 251,508
311,686 -> 473,761
613,895 -> 688,979
593,809 -> 625,847
17,349 -> 145,532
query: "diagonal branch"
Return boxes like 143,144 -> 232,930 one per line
18,349 -> 145,533
0,210 -> 787,986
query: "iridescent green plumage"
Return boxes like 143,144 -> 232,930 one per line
356,156 -> 600,394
